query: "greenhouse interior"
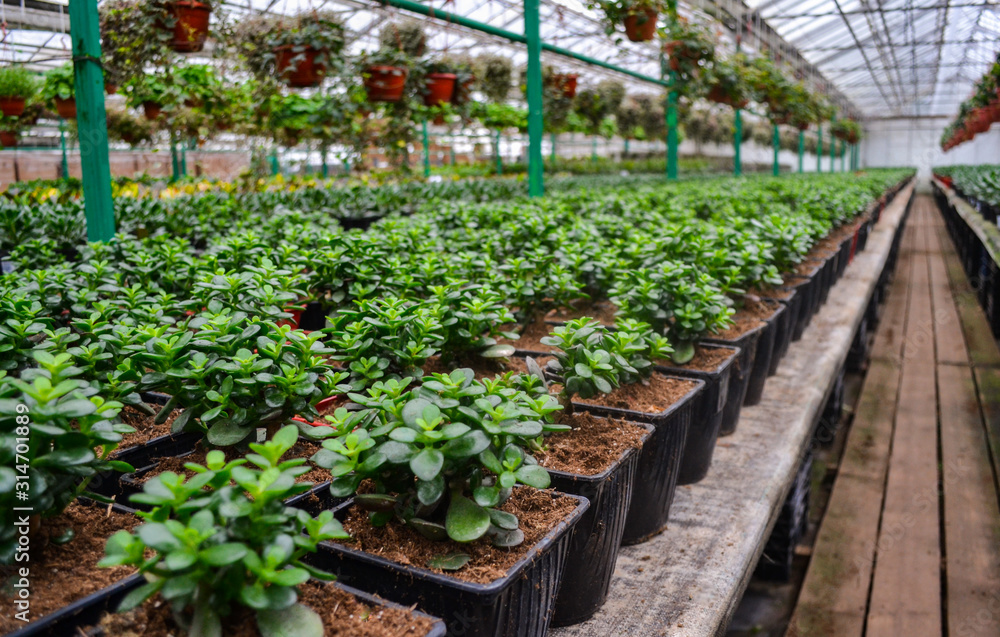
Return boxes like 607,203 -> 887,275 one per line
0,0 -> 999,635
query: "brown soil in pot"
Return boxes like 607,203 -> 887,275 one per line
568,373 -> 699,414
544,300 -> 619,326
0,501 -> 138,633
420,355 -> 512,380
535,411 -> 648,475
134,440 -> 329,486
747,286 -> 794,301
95,579 -> 438,636
710,299 -> 775,340
334,488 -> 579,584
657,345 -> 734,373
498,316 -> 557,353
116,405 -> 184,450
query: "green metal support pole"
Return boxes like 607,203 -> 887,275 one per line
734,109 -> 742,177
269,151 -> 279,176
829,124 -> 836,174
495,130 -> 503,175
170,137 -> 180,183
550,133 -> 556,164
623,137 -> 629,158
180,142 -> 188,178
450,146 -> 455,166
422,119 -> 431,178
772,125 -> 780,176
591,136 -> 597,163
666,72 -> 678,180
59,120 -> 69,179
68,0 -> 115,242
321,147 -> 328,178
840,140 -> 845,172
797,130 -> 804,173
524,0 -> 544,197
817,125 -> 823,173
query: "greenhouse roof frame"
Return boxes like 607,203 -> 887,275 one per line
1,0 -> 994,120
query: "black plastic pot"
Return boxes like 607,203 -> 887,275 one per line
337,214 -> 385,231
742,301 -> 785,406
547,424 -> 651,625
91,430 -> 201,505
571,376 -> 705,545
705,321 -> 765,437
295,487 -> 589,637
768,288 -> 799,375
299,300 -> 327,330
783,272 -> 817,341
655,344 -> 739,486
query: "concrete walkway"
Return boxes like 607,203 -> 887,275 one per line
787,194 -> 1000,637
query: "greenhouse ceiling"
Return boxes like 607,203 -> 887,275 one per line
0,0 -> 996,120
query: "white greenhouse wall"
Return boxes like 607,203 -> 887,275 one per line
861,118 -> 1000,178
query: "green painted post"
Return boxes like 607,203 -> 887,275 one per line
450,145 -> 456,166
68,0 -> 115,242
550,133 -> 557,164
772,125 -> 780,176
591,136 -> 597,163
828,124 -> 835,174
59,120 -> 69,179
817,125 -> 823,173
170,137 -> 180,183
321,147 -> 328,178
495,130 -> 503,175
422,119 -> 431,177
840,140 -> 845,172
797,130 -> 804,173
624,137 -> 629,157
180,142 -> 188,178
666,76 -> 678,180
269,151 -> 279,176
524,0 -> 544,196
734,109 -> 742,177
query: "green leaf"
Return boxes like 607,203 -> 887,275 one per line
445,494 -> 491,543
206,419 -> 250,446
490,527 -> 525,547
515,464 -> 551,488
258,603 -> 323,637
481,344 -> 516,358
355,493 -> 397,512
200,543 -> 248,566
428,552 -> 471,570
488,509 -> 519,531
137,523 -> 181,552
416,474 -> 445,506
671,341 -> 696,365
409,518 -> 448,541
117,579 -> 164,612
409,448 -> 444,482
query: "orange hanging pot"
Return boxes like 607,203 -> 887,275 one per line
363,65 -> 408,103
275,45 -> 327,88
0,97 -> 26,118
169,0 -> 212,53
54,97 -> 76,119
424,73 -> 457,106
0,131 -> 17,148
142,101 -> 163,121
550,73 -> 578,99
623,7 -> 658,42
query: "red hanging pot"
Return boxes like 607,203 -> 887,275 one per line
169,0 -> 212,53
424,72 -> 457,107
552,73 -> 578,99
142,101 -> 163,121
275,45 -> 327,88
623,7 -> 658,42
0,131 -> 17,148
364,65 -> 408,103
54,97 -> 77,119
105,83 -> 118,96
0,97 -> 26,118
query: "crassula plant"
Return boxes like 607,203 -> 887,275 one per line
100,425 -> 347,637
610,262 -> 733,364
311,369 -> 560,565
0,351 -> 134,563
0,66 -> 39,102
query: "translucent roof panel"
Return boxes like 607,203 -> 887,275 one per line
746,0 -> 1000,118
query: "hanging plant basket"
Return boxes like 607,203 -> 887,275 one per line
424,72 -> 457,106
274,45 -> 327,88
623,7 -> 658,43
0,131 -> 17,148
169,0 -> 212,53
363,65 -> 408,102
54,97 -> 77,119
550,73 -> 579,99
104,83 -> 118,96
0,96 -> 26,118
142,101 -> 163,121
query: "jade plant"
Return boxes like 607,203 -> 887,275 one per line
311,369 -> 559,564
0,67 -> 39,102
100,425 -> 347,637
0,351 -> 135,563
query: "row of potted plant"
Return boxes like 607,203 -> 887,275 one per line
940,52 -> 1000,151
0,168 -> 913,636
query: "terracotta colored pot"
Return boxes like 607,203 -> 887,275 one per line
291,396 -> 344,427
623,7 -> 658,42
275,45 -> 326,88
105,83 -> 118,96
142,101 -> 163,121
707,85 -> 730,105
424,72 -> 457,106
170,0 -> 212,53
54,97 -> 77,119
0,96 -> 26,118
0,131 -> 17,148
364,65 -> 408,102
552,73 -> 578,99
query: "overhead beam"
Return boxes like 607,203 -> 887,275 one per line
764,2 -> 997,19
